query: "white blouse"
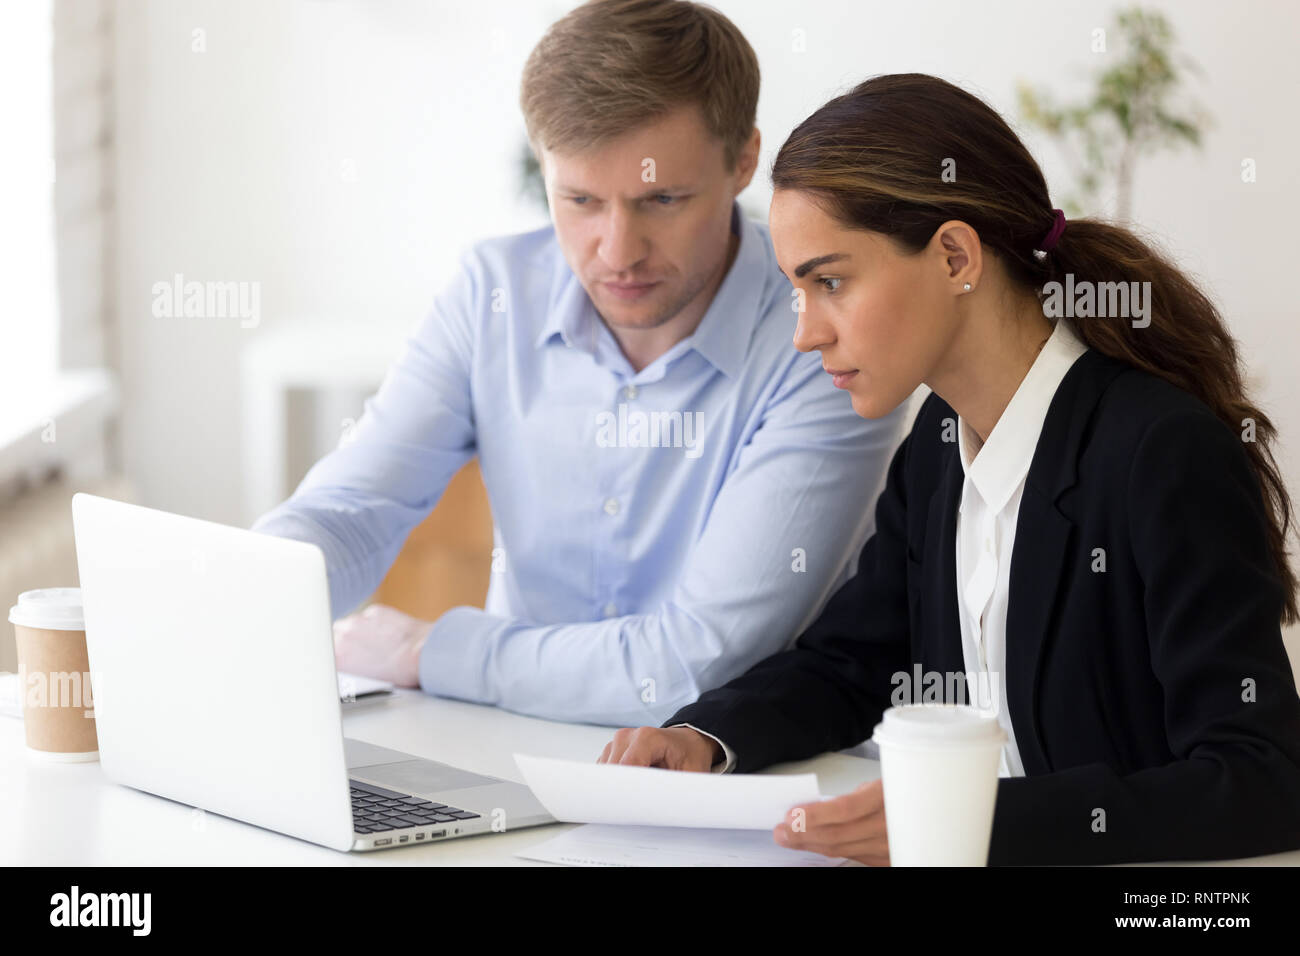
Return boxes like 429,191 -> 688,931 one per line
955,318 -> 1087,777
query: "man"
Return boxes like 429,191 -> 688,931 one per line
251,0 -> 903,726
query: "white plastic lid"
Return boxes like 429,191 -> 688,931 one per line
8,588 -> 85,631
871,703 -> 1007,750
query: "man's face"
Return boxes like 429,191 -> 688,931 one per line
540,106 -> 754,332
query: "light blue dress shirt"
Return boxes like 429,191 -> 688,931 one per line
251,202 -> 904,726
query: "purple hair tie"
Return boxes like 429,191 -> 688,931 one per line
1039,208 -> 1067,252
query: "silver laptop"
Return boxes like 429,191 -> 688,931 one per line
70,492 -> 554,852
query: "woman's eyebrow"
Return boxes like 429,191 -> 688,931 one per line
793,253 -> 850,278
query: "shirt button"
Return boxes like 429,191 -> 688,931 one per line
603,497 -> 620,516
983,537 -> 993,553
623,384 -> 638,400
603,602 -> 618,618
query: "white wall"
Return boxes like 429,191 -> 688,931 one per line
112,0 -> 562,523
112,0 -> 1300,662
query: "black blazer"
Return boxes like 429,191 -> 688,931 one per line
666,349 -> 1300,865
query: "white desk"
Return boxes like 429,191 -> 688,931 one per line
3,689 -> 1297,866
0,690 -> 865,866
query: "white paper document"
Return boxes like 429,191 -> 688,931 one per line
519,823 -> 845,867
514,752 -> 822,829
336,671 -> 392,701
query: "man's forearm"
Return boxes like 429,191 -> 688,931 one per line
251,489 -> 424,622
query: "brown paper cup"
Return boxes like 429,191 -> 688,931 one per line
9,588 -> 98,762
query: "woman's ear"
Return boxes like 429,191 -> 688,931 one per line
933,220 -> 982,294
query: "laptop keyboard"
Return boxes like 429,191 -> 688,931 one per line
350,779 -> 481,833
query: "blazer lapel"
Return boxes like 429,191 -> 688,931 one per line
1005,483 -> 1072,775
1006,350 -> 1129,776
923,445 -> 966,682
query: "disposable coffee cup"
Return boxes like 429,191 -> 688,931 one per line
871,703 -> 1006,866
8,587 -> 99,762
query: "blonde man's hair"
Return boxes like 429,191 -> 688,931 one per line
520,0 -> 760,171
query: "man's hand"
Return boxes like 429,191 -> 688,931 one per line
332,603 -> 432,688
774,778 -> 890,865
597,726 -> 722,771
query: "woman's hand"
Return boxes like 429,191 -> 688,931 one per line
332,603 -> 432,688
775,778 -> 890,865
598,726 -> 722,771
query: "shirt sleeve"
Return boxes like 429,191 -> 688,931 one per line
249,249 -> 481,621
417,351 -> 906,727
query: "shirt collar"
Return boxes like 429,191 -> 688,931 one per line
535,251 -> 589,351
535,202 -> 766,379
958,318 -> 1088,513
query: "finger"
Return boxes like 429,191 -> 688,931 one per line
787,794 -> 863,830
776,804 -> 883,846
597,741 -> 612,764
621,728 -> 695,768
854,778 -> 885,810
616,729 -> 668,767
795,780 -> 883,828
603,727 -> 634,764
780,814 -> 884,848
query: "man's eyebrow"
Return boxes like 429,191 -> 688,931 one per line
553,183 -> 694,198
791,253 -> 850,279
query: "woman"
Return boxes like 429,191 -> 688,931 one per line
597,73 -> 1300,866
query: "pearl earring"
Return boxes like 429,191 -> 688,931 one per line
963,282 -> 972,292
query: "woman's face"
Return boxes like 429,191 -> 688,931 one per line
768,189 -> 959,419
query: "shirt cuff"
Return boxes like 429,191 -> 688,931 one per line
418,605 -> 495,703
672,723 -> 737,773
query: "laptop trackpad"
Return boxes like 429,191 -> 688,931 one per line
358,759 -> 501,795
